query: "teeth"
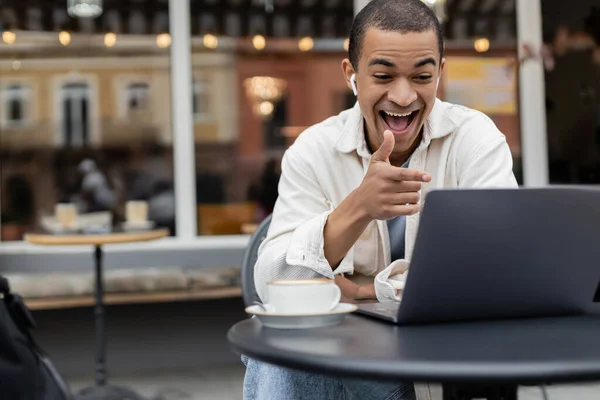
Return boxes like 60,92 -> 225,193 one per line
384,111 -> 413,117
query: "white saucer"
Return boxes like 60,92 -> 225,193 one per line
245,303 -> 357,329
121,221 -> 155,231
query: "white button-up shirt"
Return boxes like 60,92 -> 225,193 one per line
254,99 -> 518,303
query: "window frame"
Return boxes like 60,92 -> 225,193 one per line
0,82 -> 31,129
125,81 -> 151,113
192,77 -> 212,123
51,73 -> 101,148
114,74 -> 154,119
0,0 -> 550,256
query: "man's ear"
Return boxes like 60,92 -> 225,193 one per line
341,59 -> 356,95
436,58 -> 446,92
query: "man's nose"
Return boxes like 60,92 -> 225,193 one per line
387,78 -> 418,107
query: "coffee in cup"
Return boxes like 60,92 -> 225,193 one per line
266,278 -> 341,315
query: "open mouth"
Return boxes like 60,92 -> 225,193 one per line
380,110 -> 419,133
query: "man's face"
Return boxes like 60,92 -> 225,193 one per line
343,28 -> 445,157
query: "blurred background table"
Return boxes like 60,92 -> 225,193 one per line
25,229 -> 169,395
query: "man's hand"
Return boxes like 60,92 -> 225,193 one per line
335,275 -> 377,302
323,130 -> 430,269
353,130 -> 431,220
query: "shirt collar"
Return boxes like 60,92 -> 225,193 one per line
334,99 -> 456,157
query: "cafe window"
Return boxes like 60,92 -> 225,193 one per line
542,3 -> 600,184
193,79 -> 211,121
61,82 -> 91,147
126,82 -> 150,111
1,84 -> 29,127
0,3 -> 175,241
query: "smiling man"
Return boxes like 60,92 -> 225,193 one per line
346,31 -> 442,168
245,0 -> 517,399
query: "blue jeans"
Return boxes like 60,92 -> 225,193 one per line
243,356 -> 415,400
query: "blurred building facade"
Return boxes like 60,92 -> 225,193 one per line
0,0 -> 597,241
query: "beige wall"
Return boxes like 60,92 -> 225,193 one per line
192,55 -> 239,144
1,70 -> 54,147
0,58 -> 177,149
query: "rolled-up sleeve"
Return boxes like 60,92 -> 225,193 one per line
254,147 -> 354,303
375,260 -> 409,302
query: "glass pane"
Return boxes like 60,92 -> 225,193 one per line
9,98 -> 23,122
441,0 -> 522,184
0,2 -> 175,241
191,0 -> 522,236
3,85 -> 27,124
191,2 -> 355,236
541,1 -> 600,184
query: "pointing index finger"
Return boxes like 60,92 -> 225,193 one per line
392,167 -> 431,182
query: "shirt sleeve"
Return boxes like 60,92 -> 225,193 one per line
254,147 -> 355,303
374,259 -> 409,302
458,128 -> 519,189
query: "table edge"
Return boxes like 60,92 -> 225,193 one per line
227,319 -> 600,384
24,229 -> 170,246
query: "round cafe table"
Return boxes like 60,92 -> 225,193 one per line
229,313 -> 600,399
24,229 -> 169,392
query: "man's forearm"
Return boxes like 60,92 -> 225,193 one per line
323,190 -> 372,269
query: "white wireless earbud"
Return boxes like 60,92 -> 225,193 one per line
436,77 -> 440,91
350,74 -> 358,96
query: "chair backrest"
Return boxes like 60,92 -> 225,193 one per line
240,214 -> 272,307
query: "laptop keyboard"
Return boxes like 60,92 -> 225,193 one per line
360,302 -> 401,318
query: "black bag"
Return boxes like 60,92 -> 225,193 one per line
0,276 -> 72,400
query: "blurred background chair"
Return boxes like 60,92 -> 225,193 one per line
197,202 -> 257,235
240,214 -> 272,307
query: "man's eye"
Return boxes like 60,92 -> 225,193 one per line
374,74 -> 391,80
415,75 -> 432,81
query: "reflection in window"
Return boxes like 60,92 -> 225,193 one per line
264,95 -> 288,149
61,82 -> 90,147
9,99 -> 22,121
126,82 -> 150,111
2,85 -> 29,126
0,3 -> 175,241
542,4 -> 600,184
193,79 -> 210,120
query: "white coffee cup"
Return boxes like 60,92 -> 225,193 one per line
126,201 -> 148,224
266,278 -> 341,315
55,203 -> 78,229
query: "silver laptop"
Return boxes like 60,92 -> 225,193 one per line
355,188 -> 600,325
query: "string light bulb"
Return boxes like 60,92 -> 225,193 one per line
256,101 -> 274,116
104,32 -> 117,48
156,33 -> 171,48
203,34 -> 218,49
298,37 -> 314,52
2,31 -> 16,45
253,35 -> 266,51
59,31 -> 71,46
474,38 -> 490,53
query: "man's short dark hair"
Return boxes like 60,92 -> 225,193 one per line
349,0 -> 444,70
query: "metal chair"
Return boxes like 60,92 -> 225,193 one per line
240,214 -> 272,307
